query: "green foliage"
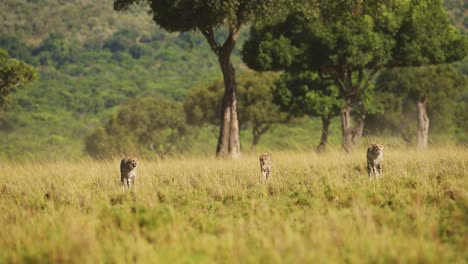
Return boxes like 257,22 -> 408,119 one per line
368,65 -> 468,143
273,71 -> 342,118
113,0 -> 291,157
33,34 -> 75,68
0,36 -> 34,64
85,97 -> 190,158
238,72 -> 288,146
245,0 -> 467,75
115,0 -> 283,33
184,72 -> 287,147
243,2 -> 399,72
243,0 -> 467,150
1,0 -> 157,45
0,0 -> 466,159
393,0 -> 468,66
0,49 -> 37,111
454,100 -> 468,144
0,24 -> 225,158
444,0 -> 468,33
184,83 -> 222,128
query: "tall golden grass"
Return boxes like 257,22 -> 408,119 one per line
0,146 -> 467,263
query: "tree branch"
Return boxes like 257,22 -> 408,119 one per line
354,68 -> 364,90
345,68 -> 353,94
318,67 -> 336,81
221,24 -> 241,55
199,27 -> 220,55
360,66 -> 380,95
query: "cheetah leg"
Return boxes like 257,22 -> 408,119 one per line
127,178 -> 132,188
377,165 -> 382,178
122,178 -> 129,190
367,163 -> 373,179
371,166 -> 378,180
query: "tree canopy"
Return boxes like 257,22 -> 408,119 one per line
243,0 -> 467,151
0,48 -> 37,112
273,71 -> 342,151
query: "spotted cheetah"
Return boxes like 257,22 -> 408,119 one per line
259,153 -> 273,180
367,144 -> 384,179
120,157 -> 139,188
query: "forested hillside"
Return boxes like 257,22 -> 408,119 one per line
444,0 -> 468,33
0,0 -> 250,158
0,0 -> 466,159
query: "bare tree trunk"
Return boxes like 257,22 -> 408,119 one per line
341,104 -> 365,152
216,53 -> 241,159
341,104 -> 354,152
417,95 -> 429,149
316,115 -> 331,153
251,124 -> 272,152
200,26 -> 240,159
252,128 -> 260,152
351,113 -> 365,146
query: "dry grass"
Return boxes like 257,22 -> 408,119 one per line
0,146 -> 467,263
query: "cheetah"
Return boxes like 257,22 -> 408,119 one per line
120,157 -> 139,188
367,144 -> 384,179
259,153 -> 273,180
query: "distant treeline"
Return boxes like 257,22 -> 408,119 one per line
0,0 -> 466,159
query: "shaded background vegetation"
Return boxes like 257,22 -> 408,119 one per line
0,0 -> 466,159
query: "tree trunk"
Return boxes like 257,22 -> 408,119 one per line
351,113 -> 365,146
316,115 -> 331,153
216,53 -> 241,159
417,96 -> 429,149
252,128 -> 260,152
340,104 -> 365,152
341,104 -> 354,152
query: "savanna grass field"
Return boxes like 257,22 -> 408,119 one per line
1,146 -> 467,263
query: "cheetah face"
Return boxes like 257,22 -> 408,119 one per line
371,144 -> 384,154
124,157 -> 139,169
130,159 -> 138,168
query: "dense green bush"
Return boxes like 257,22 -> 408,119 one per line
85,97 -> 191,158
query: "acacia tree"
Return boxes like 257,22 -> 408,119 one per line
0,48 -> 36,113
114,0 -> 283,158
184,72 -> 287,150
273,71 -> 342,152
243,0 -> 467,152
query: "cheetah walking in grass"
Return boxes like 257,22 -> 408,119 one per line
367,144 -> 384,179
120,157 -> 139,188
259,153 -> 273,180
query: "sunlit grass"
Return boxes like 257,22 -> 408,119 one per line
0,146 -> 467,263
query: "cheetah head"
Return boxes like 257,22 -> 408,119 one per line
124,157 -> 139,169
370,144 -> 384,154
